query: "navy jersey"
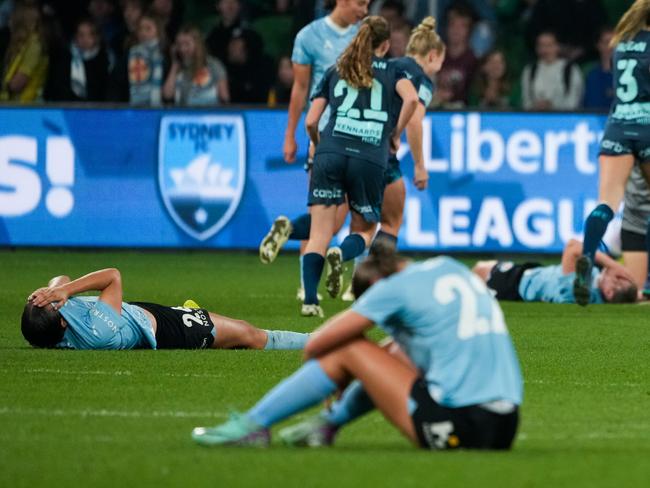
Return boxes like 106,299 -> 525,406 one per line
388,56 -> 434,129
609,30 -> 650,125
311,57 -> 405,166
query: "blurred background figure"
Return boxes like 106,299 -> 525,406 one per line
521,31 -> 583,110
45,17 -> 109,101
206,0 -> 262,64
162,24 -> 229,106
128,12 -> 165,106
267,54 -> 293,106
225,32 -> 273,104
106,0 -> 143,102
388,22 -> 410,58
149,0 -> 183,44
469,49 -> 518,109
0,1 -> 48,102
87,0 -> 121,57
436,1 -> 478,106
583,27 -> 615,110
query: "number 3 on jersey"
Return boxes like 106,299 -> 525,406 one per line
617,59 -> 638,103
433,274 -> 507,340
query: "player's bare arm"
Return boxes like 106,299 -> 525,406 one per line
284,63 -> 312,163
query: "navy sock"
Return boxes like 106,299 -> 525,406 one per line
322,380 -> 374,427
583,204 -> 614,262
339,234 -> 366,262
290,214 -> 311,240
370,230 -> 397,255
247,360 -> 337,428
302,253 -> 324,304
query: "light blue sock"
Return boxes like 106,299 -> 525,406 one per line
322,380 -> 374,427
263,330 -> 310,350
247,360 -> 337,428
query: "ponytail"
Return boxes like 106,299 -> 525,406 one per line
406,16 -> 445,57
337,16 -> 389,89
611,0 -> 650,46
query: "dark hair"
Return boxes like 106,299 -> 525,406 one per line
380,0 -> 405,17
446,1 -> 477,24
21,301 -> 65,348
351,240 -> 404,299
608,283 -> 638,304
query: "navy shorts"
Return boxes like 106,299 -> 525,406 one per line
410,378 -> 519,450
599,123 -> 650,162
308,152 -> 385,223
621,228 -> 646,252
384,154 -> 403,186
130,302 -> 215,349
487,262 -> 542,301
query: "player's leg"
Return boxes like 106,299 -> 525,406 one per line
575,153 -> 635,305
472,260 -> 498,282
372,176 -> 405,252
621,227 -> 647,292
207,312 -> 309,350
192,337 -> 420,447
636,160 -> 650,294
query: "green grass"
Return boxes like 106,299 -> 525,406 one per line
1,250 -> 649,487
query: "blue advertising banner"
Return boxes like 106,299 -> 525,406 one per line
0,107 -> 607,252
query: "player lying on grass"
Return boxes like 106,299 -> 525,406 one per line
472,239 -> 638,304
192,244 -> 523,450
22,268 -> 309,350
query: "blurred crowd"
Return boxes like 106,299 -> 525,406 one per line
0,0 -> 633,110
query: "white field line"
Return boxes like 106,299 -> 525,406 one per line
0,406 -> 226,419
2,368 -> 226,379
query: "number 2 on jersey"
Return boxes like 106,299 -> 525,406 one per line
433,274 -> 507,340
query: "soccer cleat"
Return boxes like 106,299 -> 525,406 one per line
301,304 -> 324,318
259,216 -> 292,264
325,247 -> 344,298
296,287 -> 322,301
191,412 -> 270,447
341,283 -> 355,302
183,299 -> 201,309
573,256 -> 592,307
278,415 -> 339,447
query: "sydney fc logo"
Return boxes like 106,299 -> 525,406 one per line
158,115 -> 246,241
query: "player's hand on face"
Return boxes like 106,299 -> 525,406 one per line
414,165 -> 429,190
283,134 -> 297,163
29,286 -> 69,310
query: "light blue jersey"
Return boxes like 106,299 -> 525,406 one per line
57,297 -> 157,350
352,257 -> 523,408
292,16 -> 359,99
518,265 -> 603,304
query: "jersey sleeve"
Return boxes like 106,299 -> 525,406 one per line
311,66 -> 333,101
351,277 -> 404,326
417,78 -> 434,107
291,27 -> 313,66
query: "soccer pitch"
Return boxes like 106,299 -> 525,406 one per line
1,250 -> 648,488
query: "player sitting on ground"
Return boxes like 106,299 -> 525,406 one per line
23,268 -> 309,350
472,239 -> 638,304
192,244 -> 523,450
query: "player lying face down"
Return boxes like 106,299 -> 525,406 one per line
192,243 -> 523,450
23,268 -> 308,350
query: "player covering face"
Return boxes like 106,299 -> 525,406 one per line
23,268 -> 308,351
192,244 -> 523,450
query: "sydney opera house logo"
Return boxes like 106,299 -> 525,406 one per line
158,115 -> 246,241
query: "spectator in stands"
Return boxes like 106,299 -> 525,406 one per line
388,22 -> 410,58
437,2 -> 478,106
224,32 -> 273,104
0,2 -> 48,102
267,54 -> 293,106
370,0 -> 429,26
376,0 -> 409,29
45,18 -> 110,101
88,0 -> 122,56
128,12 -> 165,106
521,31 -> 583,110
106,0 -> 144,102
149,0 -> 183,44
162,25 -> 229,106
0,0 -> 12,63
205,0 -> 262,65
583,28 -> 614,110
527,0 -> 608,62
469,49 -> 518,109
